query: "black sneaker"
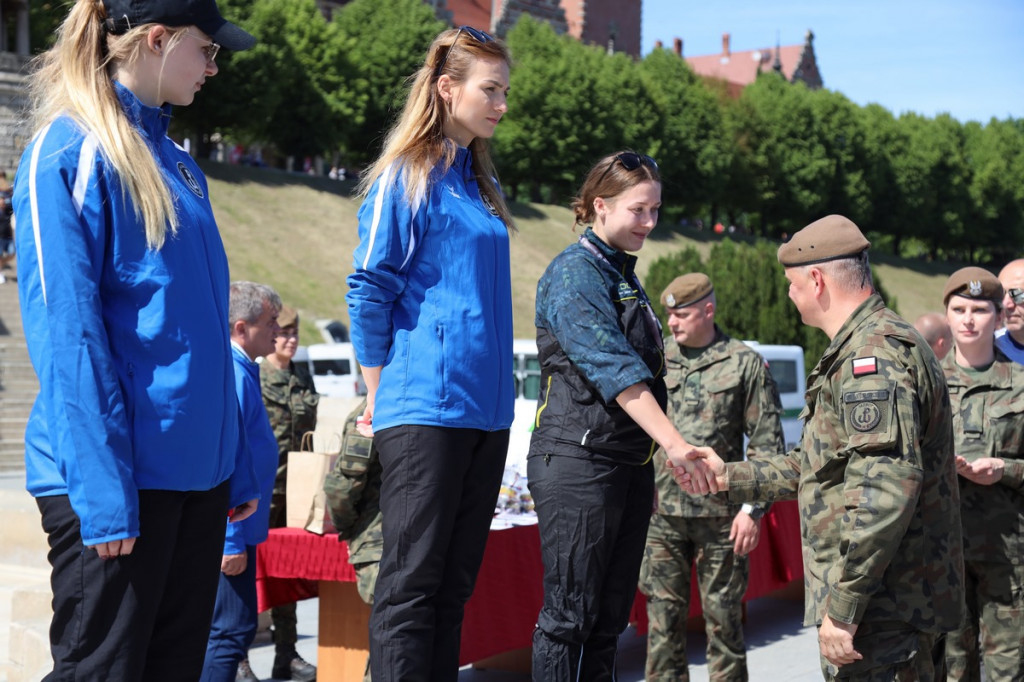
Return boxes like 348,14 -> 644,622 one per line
236,659 -> 260,682
272,654 -> 316,681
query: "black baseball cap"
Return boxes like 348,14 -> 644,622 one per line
102,0 -> 256,51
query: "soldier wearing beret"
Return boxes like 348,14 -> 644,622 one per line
940,267 -> 1024,682
683,215 -> 965,680
256,305 -> 318,681
640,273 -> 784,681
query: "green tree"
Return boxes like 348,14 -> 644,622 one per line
331,0 -> 445,164
173,0 -> 360,162
637,48 -> 732,222
963,118 -> 1024,263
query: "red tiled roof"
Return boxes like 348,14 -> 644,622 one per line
685,44 -> 804,87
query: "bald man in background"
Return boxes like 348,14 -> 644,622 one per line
996,259 -> 1024,364
914,313 -> 953,361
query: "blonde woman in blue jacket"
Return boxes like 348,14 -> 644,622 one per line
346,25 -> 514,682
13,1 -> 258,679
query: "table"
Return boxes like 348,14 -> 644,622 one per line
256,500 -> 803,674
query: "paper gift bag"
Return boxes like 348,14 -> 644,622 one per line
286,430 -> 342,534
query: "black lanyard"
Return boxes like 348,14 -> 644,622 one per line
578,235 -> 664,351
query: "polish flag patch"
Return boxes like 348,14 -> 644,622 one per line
852,357 -> 878,376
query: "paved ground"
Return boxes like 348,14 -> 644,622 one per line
246,590 -> 824,682
5,469 -> 824,682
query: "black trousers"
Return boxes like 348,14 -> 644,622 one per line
369,425 -> 509,682
38,482 -> 229,682
528,454 -> 654,682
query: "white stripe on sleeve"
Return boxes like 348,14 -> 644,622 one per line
72,133 -> 98,216
28,124 -> 51,306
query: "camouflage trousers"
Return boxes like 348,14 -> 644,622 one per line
354,561 -> 380,682
640,513 -> 749,682
944,558 -> 1024,682
821,625 -> 945,681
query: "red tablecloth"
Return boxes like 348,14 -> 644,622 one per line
256,500 -> 803,665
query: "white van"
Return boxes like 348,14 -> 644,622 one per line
507,339 -> 542,472
742,341 -> 806,451
292,343 -> 367,398
505,339 -> 807,469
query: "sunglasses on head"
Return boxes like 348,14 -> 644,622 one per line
435,26 -> 495,78
1008,287 -> 1024,306
597,152 -> 659,186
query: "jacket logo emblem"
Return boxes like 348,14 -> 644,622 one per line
968,280 -> 982,296
850,402 -> 882,432
481,193 -> 499,216
446,184 -> 461,199
177,162 -> 204,198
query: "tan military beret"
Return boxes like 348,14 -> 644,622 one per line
661,273 -> 713,309
942,267 -> 1003,306
777,215 -> 871,267
278,305 -> 299,329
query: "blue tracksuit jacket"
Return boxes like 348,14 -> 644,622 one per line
346,145 -> 515,432
13,83 -> 258,545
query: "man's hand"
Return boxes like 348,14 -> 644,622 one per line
818,614 -> 862,668
664,444 -> 717,495
671,446 -> 725,494
730,511 -> 760,556
221,552 -> 247,576
88,537 -> 137,560
955,456 -> 1004,485
229,498 -> 258,523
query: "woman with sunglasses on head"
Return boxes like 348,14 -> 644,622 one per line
345,25 -> 514,682
528,151 -> 713,680
12,1 -> 259,679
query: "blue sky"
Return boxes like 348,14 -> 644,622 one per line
641,0 -> 1024,124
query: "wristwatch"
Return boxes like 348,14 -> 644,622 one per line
741,503 -> 765,520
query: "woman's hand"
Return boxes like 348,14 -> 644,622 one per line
669,446 -> 726,495
88,537 -> 136,560
955,455 -> 1004,485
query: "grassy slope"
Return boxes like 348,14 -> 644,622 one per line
204,161 -> 957,343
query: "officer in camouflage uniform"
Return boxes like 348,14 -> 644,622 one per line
323,398 -> 383,682
258,305 -> 319,681
938,267 -> 1024,682
640,273 -> 784,682
686,215 -> 965,681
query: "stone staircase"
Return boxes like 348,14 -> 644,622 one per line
0,261 -> 35,474
0,264 -> 52,682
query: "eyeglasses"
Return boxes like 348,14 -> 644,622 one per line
435,25 -> 495,78
183,30 -> 220,64
596,152 -> 659,186
1008,287 -> 1024,306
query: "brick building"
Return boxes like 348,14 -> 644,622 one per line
318,0 -> 643,57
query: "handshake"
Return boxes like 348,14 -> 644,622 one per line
665,444 -> 728,495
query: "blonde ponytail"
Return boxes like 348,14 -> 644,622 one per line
28,0 -> 178,250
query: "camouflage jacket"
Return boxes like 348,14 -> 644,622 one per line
727,295 -> 965,632
942,350 -> 1024,564
653,327 -> 784,517
323,399 -> 383,565
259,359 -> 319,460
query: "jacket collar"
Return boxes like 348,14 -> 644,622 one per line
113,81 -> 172,141
582,228 -> 636,276
943,348 -> 1016,390
817,294 -> 885,371
666,325 -> 730,369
